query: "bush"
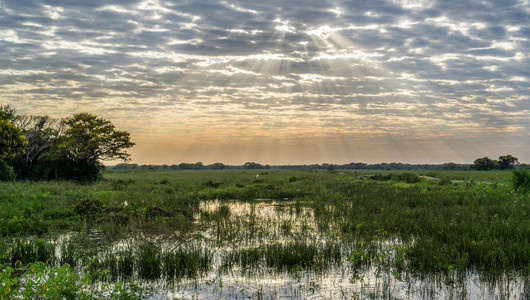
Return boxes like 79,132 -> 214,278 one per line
74,198 -> 104,220
399,172 -> 420,183
511,168 -> 530,193
0,161 -> 15,181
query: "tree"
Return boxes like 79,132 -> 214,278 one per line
443,162 -> 458,170
209,163 -> 225,170
14,115 -> 63,177
243,162 -> 256,169
473,157 -> 495,171
0,105 -> 16,121
0,107 -> 27,180
498,154 -> 518,170
59,113 -> 134,164
57,113 -> 134,181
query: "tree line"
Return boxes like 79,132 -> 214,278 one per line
472,155 -> 519,171
111,159 -> 526,171
0,105 -> 134,182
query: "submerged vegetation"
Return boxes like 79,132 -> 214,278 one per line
0,169 -> 529,298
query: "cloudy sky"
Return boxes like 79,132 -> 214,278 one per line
1,0 -> 529,165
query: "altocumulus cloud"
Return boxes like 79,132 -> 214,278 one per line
0,0 -> 529,164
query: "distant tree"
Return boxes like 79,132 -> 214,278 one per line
243,162 -> 257,169
498,155 -> 518,170
177,162 -> 203,170
443,162 -> 458,170
112,163 -> 139,169
209,163 -> 225,170
473,157 -> 495,171
56,113 -> 134,181
327,164 -> 336,171
178,163 -> 193,169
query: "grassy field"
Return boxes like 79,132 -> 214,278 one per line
0,169 -> 528,298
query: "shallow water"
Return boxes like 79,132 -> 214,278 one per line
142,200 -> 528,299
42,200 -> 529,299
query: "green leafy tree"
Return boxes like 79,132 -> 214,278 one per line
498,154 -> 518,169
473,157 -> 495,171
57,113 -> 134,181
0,116 -> 27,181
243,162 -> 256,169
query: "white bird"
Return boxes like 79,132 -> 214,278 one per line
256,174 -> 259,179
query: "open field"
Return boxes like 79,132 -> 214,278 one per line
1,169 -> 529,299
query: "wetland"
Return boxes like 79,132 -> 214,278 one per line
1,169 -> 529,299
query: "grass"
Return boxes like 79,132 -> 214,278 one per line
0,169 -> 528,298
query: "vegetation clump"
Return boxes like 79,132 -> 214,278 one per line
511,168 -> 530,193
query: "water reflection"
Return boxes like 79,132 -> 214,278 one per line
143,200 -> 527,299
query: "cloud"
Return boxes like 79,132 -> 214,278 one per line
0,0 -> 529,163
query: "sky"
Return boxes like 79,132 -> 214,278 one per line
1,0 -> 529,165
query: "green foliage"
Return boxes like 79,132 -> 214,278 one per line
45,113 -> 134,182
0,261 -> 148,299
1,106 -> 135,182
498,155 -> 518,170
397,172 -> 420,183
243,162 -> 257,169
162,247 -> 212,280
0,161 -> 15,181
137,243 -> 161,280
511,168 -> 530,193
22,262 -> 80,299
0,118 -> 26,161
9,239 -> 55,266
209,162 -> 225,170
0,266 -> 17,298
0,169 -> 527,297
0,114 -> 27,181
74,198 -> 104,220
223,242 -> 341,273
59,113 -> 134,164
13,115 -> 61,179
474,157 -> 496,170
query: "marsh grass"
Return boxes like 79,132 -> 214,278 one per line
8,239 -> 55,266
0,169 -> 528,298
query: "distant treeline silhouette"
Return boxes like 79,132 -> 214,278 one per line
109,162 -> 464,170
110,160 -> 529,171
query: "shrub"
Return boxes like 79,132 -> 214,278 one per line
399,172 -> 420,183
0,161 -> 15,181
74,198 -> 103,220
511,168 -> 530,193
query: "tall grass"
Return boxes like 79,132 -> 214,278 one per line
0,168 -> 527,298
